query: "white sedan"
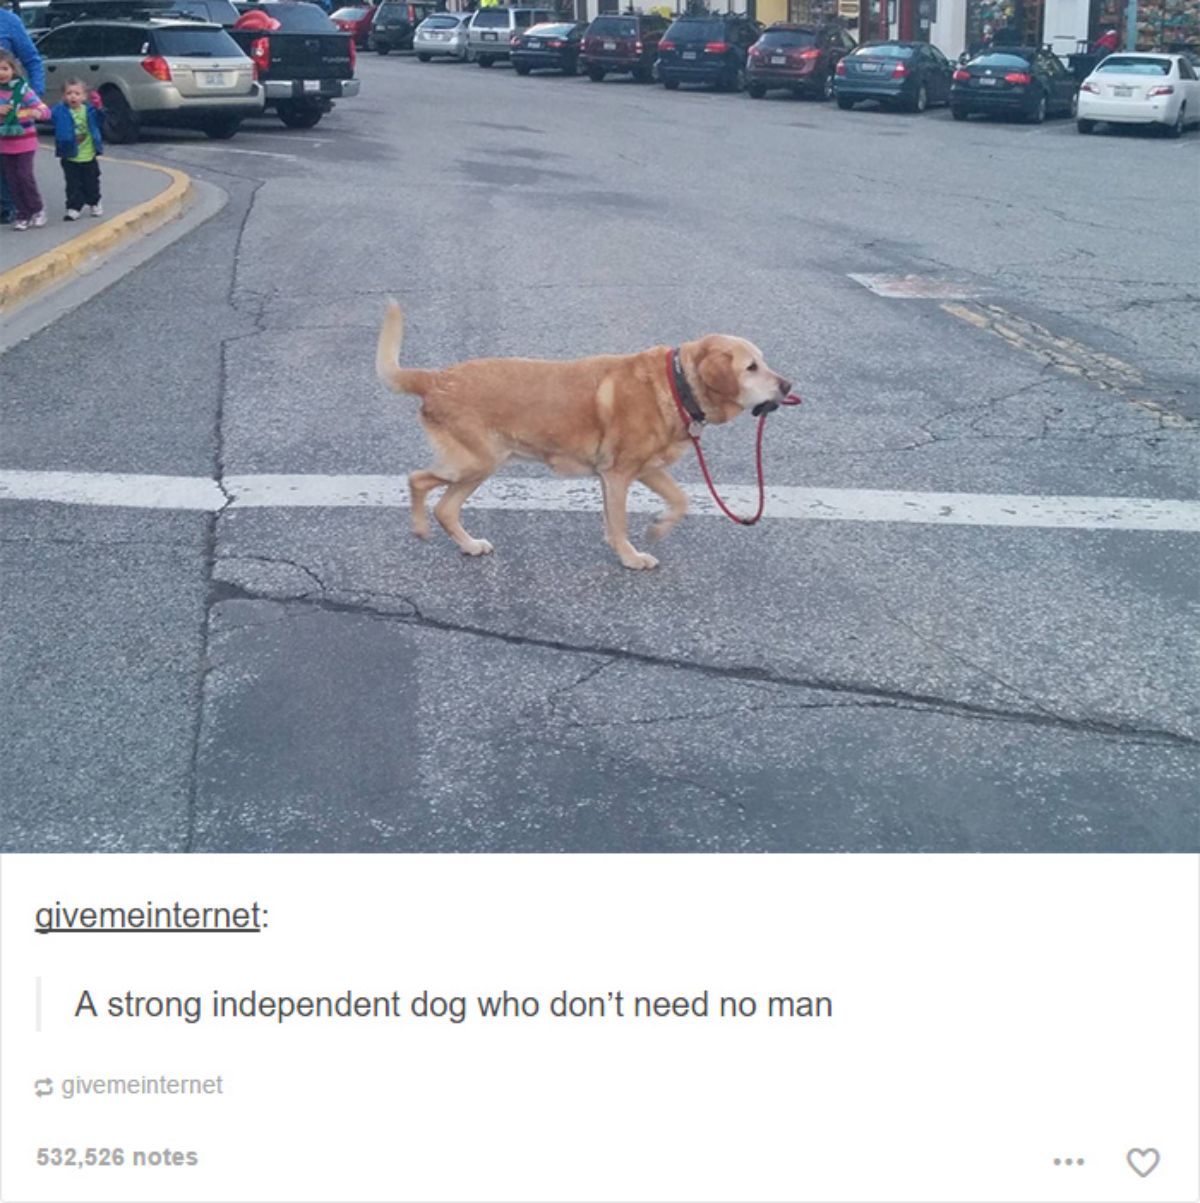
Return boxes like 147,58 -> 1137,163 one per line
1077,52 -> 1200,137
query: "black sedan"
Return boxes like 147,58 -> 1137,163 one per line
511,22 -> 586,75
834,40 -> 954,111
950,46 -> 1077,122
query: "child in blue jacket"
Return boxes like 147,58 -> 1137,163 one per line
51,79 -> 104,220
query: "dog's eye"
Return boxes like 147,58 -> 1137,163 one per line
747,361 -> 758,372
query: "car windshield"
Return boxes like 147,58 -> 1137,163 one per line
666,18 -> 723,39
588,17 -> 636,35
166,0 -> 240,22
238,4 -> 336,31
526,22 -> 571,34
971,52 -> 1032,67
421,14 -> 460,26
853,42 -> 913,57
331,7 -> 368,18
472,10 -> 509,26
154,25 -> 244,54
759,29 -> 817,47
1096,55 -> 1171,74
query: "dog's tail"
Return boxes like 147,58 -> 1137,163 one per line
376,299 -> 435,398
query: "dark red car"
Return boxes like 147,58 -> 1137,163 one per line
746,23 -> 856,99
579,12 -> 669,82
331,4 -> 375,48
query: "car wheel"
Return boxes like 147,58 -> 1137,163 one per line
910,83 -> 927,113
664,78 -> 679,90
377,44 -> 390,55
748,82 -> 766,99
277,101 -> 323,129
515,64 -> 531,75
951,105 -> 969,121
99,86 -> 139,145
821,73 -> 833,101
465,47 -> 475,63
1166,103 -> 1185,138
1028,92 -> 1047,123
478,55 -> 493,67
587,66 -> 605,81
733,65 -> 746,92
836,94 -> 854,110
202,114 -> 242,139
416,52 -> 430,61
634,65 -> 652,82
1076,117 -> 1096,134
563,59 -> 578,76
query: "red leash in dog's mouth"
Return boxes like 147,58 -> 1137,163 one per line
664,348 -> 804,527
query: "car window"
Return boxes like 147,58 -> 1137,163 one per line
151,25 -> 245,55
471,10 -> 509,27
665,18 -> 722,39
420,14 -> 459,27
514,10 -> 534,27
852,42 -> 911,57
1180,59 -> 1197,80
1095,55 -> 1171,74
167,0 -> 240,22
588,16 -> 637,36
37,24 -> 86,56
103,24 -> 153,54
971,52 -> 1033,67
929,44 -> 949,63
240,4 -> 337,32
760,28 -> 816,47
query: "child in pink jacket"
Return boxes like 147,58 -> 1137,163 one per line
0,49 -> 52,230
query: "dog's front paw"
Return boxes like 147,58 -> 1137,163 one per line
621,550 -> 659,570
461,538 -> 494,557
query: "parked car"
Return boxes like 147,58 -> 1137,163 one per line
412,11 -> 469,60
36,15 -> 262,141
746,22 -> 854,99
373,0 -> 437,53
950,46 -> 1077,122
330,4 -> 374,48
834,39 -> 953,110
578,12 -> 667,82
231,1 -> 359,127
16,0 -> 54,36
1076,52 -> 1200,136
467,5 -> 554,67
511,20 -> 585,75
657,12 -> 760,92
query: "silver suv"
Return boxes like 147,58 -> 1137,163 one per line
467,6 -> 554,67
36,18 -> 262,142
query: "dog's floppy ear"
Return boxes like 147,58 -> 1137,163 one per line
695,341 -> 740,412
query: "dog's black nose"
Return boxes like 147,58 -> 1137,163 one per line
778,377 -> 792,396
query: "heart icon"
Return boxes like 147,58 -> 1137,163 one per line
1127,1148 -> 1160,1178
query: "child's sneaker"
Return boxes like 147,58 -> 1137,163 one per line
32,210 -> 47,228
13,219 -> 29,231
65,209 -> 81,221
90,202 -> 103,217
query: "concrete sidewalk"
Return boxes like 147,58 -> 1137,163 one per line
0,144 -> 192,314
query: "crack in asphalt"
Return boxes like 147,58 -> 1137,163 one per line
206,561 -> 1199,751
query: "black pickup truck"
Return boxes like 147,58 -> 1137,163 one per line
176,0 -> 359,127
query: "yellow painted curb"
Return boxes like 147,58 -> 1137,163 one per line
0,157 -> 193,315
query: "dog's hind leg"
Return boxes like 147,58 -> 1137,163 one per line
599,469 -> 658,570
639,468 -> 689,543
408,469 -> 446,541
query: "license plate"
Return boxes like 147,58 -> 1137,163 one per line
482,31 -> 497,40
859,61 -> 879,71
979,76 -> 997,85
604,40 -> 616,49
1113,86 -> 1133,96
200,71 -> 231,87
682,50 -> 697,59
771,55 -> 786,64
303,79 -> 320,93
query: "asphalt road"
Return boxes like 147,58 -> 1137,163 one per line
2,54 -> 1198,852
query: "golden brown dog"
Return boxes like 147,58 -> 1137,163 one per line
375,301 -> 791,569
